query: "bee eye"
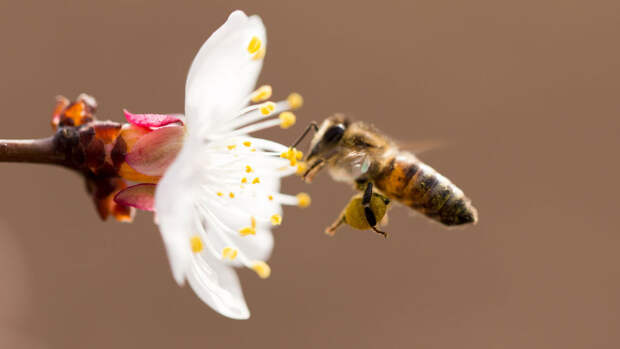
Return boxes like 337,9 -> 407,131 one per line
323,124 -> 345,144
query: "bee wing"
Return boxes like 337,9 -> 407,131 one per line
396,139 -> 446,155
340,150 -> 373,175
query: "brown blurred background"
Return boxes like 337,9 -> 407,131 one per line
0,0 -> 619,348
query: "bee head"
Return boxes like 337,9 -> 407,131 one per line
303,114 -> 349,182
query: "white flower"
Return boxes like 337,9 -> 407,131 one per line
152,10 -> 309,319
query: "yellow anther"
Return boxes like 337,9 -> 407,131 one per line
259,101 -> 276,116
268,195 -> 274,201
270,214 -> 282,226
241,177 -> 248,184
252,47 -> 266,60
251,216 -> 257,229
250,85 -> 272,103
229,192 -> 235,198
243,141 -> 252,147
287,92 -> 304,110
297,192 -> 311,208
251,261 -> 271,279
239,227 -> 256,236
252,177 -> 260,184
245,165 -> 253,173
296,162 -> 308,176
227,144 -> 236,150
280,148 -> 302,166
190,236 -> 203,253
247,36 -> 262,54
217,192 -> 223,197
279,111 -> 296,129
251,148 -> 257,152
222,247 -> 238,260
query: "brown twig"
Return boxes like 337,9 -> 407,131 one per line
0,137 -> 65,165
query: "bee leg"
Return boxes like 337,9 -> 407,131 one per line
371,225 -> 389,239
362,182 -> 389,239
362,181 -> 373,205
325,214 -> 345,237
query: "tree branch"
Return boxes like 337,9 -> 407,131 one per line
0,137 -> 65,165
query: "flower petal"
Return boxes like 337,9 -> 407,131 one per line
124,109 -> 184,128
187,253 -> 250,319
125,125 -> 185,176
114,183 -> 156,211
185,10 -> 266,134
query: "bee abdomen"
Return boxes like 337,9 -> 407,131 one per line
375,153 -> 478,226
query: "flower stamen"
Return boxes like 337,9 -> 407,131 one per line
251,261 -> 271,279
259,101 -> 276,116
287,93 -> 304,110
296,162 -> 307,175
252,47 -> 266,60
247,36 -> 262,54
280,148 -> 303,166
190,236 -> 204,253
296,192 -> 311,208
222,247 -> 238,260
250,85 -> 272,103
239,216 -> 257,236
279,112 -> 296,129
270,214 -> 282,226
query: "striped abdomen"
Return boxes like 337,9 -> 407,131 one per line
373,152 -> 478,226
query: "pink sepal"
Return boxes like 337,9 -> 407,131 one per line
125,125 -> 185,176
124,109 -> 184,128
114,183 -> 156,211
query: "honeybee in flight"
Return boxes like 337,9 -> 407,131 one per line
295,114 -> 478,237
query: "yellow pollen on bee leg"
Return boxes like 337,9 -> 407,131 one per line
190,236 -> 203,253
295,150 -> 303,160
279,111 -> 296,129
252,177 -> 261,184
296,192 -> 311,208
245,165 -> 253,173
252,47 -> 266,60
251,261 -> 271,279
270,214 -> 282,226
227,144 -> 236,150
243,141 -> 252,147
247,36 -> 262,54
259,101 -> 276,116
250,85 -> 272,103
222,247 -> 238,260
287,93 -> 304,110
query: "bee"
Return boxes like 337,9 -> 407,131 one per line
299,114 -> 478,237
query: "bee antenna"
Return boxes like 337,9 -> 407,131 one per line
289,122 -> 318,149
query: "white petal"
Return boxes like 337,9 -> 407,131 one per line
154,144 -> 198,284
188,253 -> 250,319
185,10 -> 266,135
